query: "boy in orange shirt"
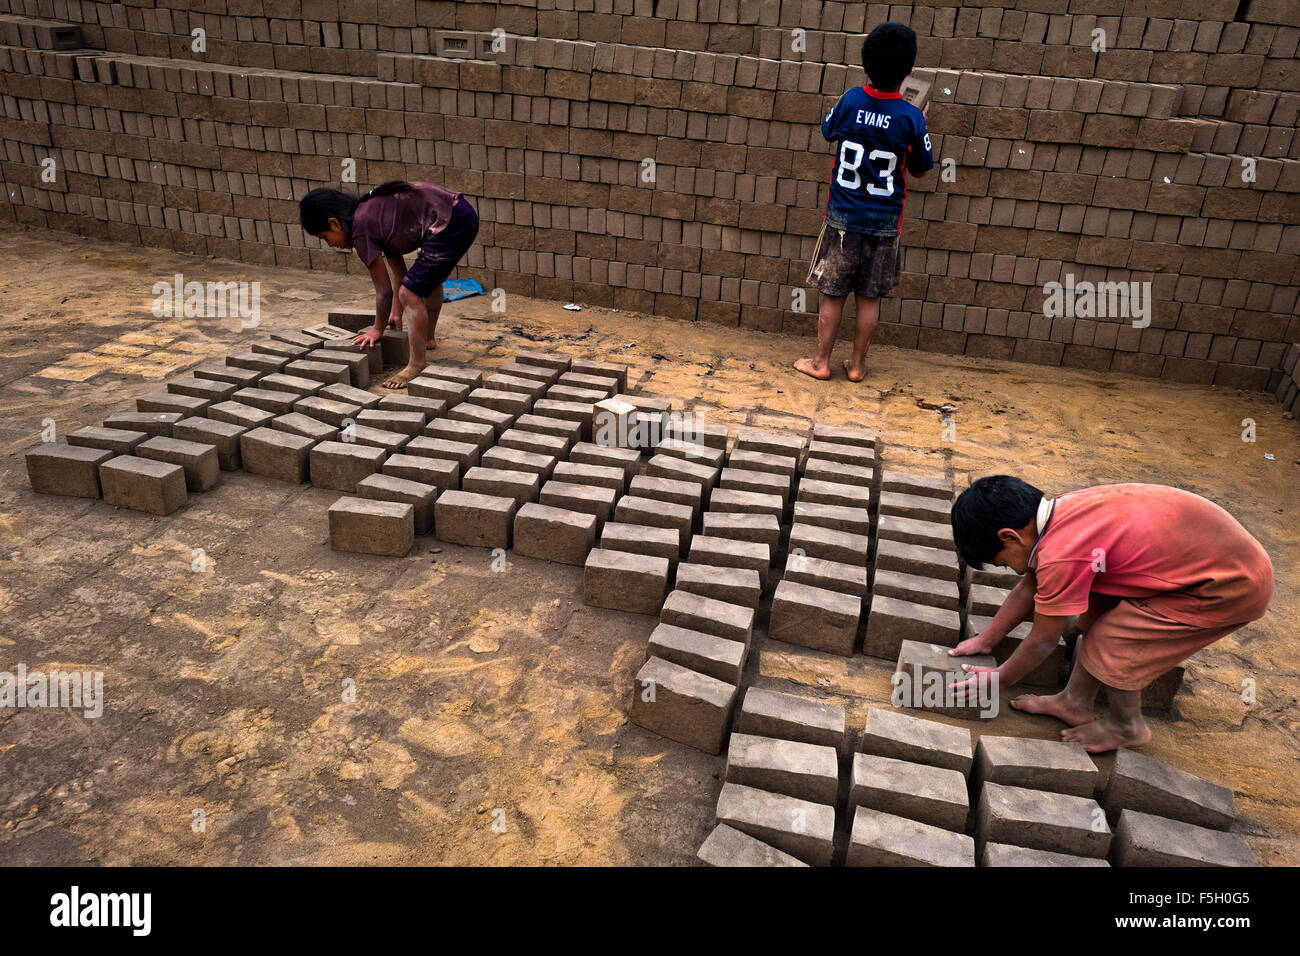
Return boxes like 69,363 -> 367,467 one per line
948,476 -> 1273,751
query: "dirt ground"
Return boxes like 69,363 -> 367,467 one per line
0,227 -> 1296,866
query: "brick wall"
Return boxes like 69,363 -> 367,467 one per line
1,1 -> 1297,411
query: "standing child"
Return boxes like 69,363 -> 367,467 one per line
795,21 -> 933,383
299,181 -> 479,389
948,476 -> 1274,752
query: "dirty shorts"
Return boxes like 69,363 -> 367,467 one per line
402,195 -> 480,298
806,222 -> 901,298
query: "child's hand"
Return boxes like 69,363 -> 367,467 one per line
353,327 -> 383,349
388,308 -> 404,331
922,101 -> 929,117
949,664 -> 998,700
949,631 -> 996,656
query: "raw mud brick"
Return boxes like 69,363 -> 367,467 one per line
409,376 -> 472,403
499,427 -> 571,459
591,396 -> 636,445
661,589 -> 755,646
873,569 -> 961,612
850,753 -> 969,832
734,430 -> 805,460
881,469 -> 952,501
481,446 -> 557,481
584,548 -> 670,614
379,395 -> 445,420
231,387 -> 297,416
689,536 -> 771,586
434,490 -> 517,548
726,733 -> 839,804
702,512 -> 781,553
847,806 -> 975,867
737,687 -> 846,753
356,410 -> 426,436
381,329 -> 409,368
570,442 -> 641,479
515,350 -> 572,372
617,395 -> 672,440
499,362 -> 560,386
99,455 -> 187,514
980,843 -> 1109,867
356,473 -> 438,534
675,563 -> 762,608
970,563 -> 1021,589
448,402 -> 514,438
328,497 -> 414,557
649,622 -> 747,684
806,440 -> 874,470
462,467 -> 539,507
657,438 -> 727,469
975,736 -> 1098,797
616,495 -> 694,555
631,656 -> 736,754
977,782 -> 1111,858
347,426 -> 410,454
769,580 -> 860,656
301,323 -> 353,341
273,413 -> 339,443
647,453 -> 719,495
968,583 -> 1013,617
813,424 -> 876,449
878,514 -> 956,552
664,418 -> 729,450
709,487 -> 784,521
68,426 -> 147,455
252,340 -> 311,360
714,782 -> 835,866
320,383 -> 381,410
893,640 -> 998,719
630,475 -> 703,515
974,615 -> 1064,687
788,522 -> 868,565
875,538 -> 960,580
549,384 -> 609,406
558,371 -> 618,397
240,427 -> 314,483
1103,748 -> 1235,831
600,522 -> 680,568
260,373 -> 326,397
540,481 -> 619,522
866,596 -> 962,658
173,418 -> 245,470
227,351 -> 287,375
323,312 -> 370,333
727,449 -> 797,484
1113,810 -> 1255,867
136,436 -> 219,492
310,440 -> 385,492
167,376 -> 237,403
514,413 -> 584,445
571,359 -> 629,391
793,500 -> 871,536
316,346 -> 372,386
513,502 -> 597,565
470,386 -> 533,416
697,824 -> 808,868
285,359 -> 350,386
555,460 -> 627,493
534,399 -> 595,440
860,708 -> 973,777
383,454 -> 459,493
292,396 -> 361,428
796,477 -> 868,509
783,553 -> 869,598
269,330 -> 323,349
801,459 -> 874,489
879,489 -> 949,523
26,444 -> 112,498
425,418 -> 495,453
720,468 -> 791,506
196,363 -> 263,388
424,365 -> 484,388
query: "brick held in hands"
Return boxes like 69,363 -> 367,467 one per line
173,418 -> 245,470
813,423 -> 876,449
239,427 -> 314,483
793,500 -> 870,536
448,402 -> 514,439
709,486 -> 784,521
434,490 -> 518,549
554,460 -> 626,493
583,548 -> 670,614
847,806 -> 976,867
167,376 -> 238,403
674,562 -> 762,608
879,489 -> 949,523
768,579 -> 860,656
356,409 -> 426,436
661,589 -> 755,646
291,396 -> 361,428
540,480 -> 619,522
462,466 -> 539,507
231,387 -> 298,416
259,373 -> 326,397
356,473 -> 438,535
714,782 -> 835,866
284,359 -> 350,386
135,436 -> 220,492
850,752 -> 969,832
875,538 -> 961,581
697,824 -> 808,868
599,521 -> 680,568
320,383 -> 381,410
873,568 -> 961,612
498,427 -> 571,459
25,444 -> 113,498
788,522 -> 868,565
878,514 -> 956,552
103,412 -> 184,438
310,440 -> 385,492
648,622 -> 747,685
646,453 -> 719,495
783,552 -> 868,598
273,412 -> 339,443
513,502 -> 597,565
860,708 -> 974,777
514,413 -> 585,446
1112,809 -> 1255,867
1102,747 -> 1236,831
974,735 -> 1098,797
68,426 -> 148,456
515,349 -> 572,372
227,351 -> 288,375
481,445 -> 557,481
796,477 -> 868,509
630,656 -> 737,755
725,733 -> 839,804
615,495 -> 694,555
98,455 -> 188,515
736,687 -> 847,753
328,496 -> 414,557
378,395 -> 446,420
569,441 -> 641,479
881,469 -> 952,501
195,365 -> 262,387
893,639 -> 998,719
383,454 -> 459,494
570,358 -> 628,391
701,512 -> 781,553
977,782 -> 1111,859
980,843 -> 1109,867
424,418 -> 495,453
409,376 -> 472,403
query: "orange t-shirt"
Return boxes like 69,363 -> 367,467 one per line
1028,484 -> 1273,627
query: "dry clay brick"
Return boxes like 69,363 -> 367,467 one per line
968,583 -> 1014,617
706,487 -> 783,521
173,418 -> 245,470
847,806 -> 975,867
1103,747 -> 1236,831
26,444 -> 112,498
977,615 -> 1065,688
660,589 -> 754,646
806,440 -> 874,470
860,708 -> 974,777
500,362 -> 559,386
448,402 -> 513,439
407,436 -> 479,470
463,467 -> 539,507
630,474 -> 702,515
865,594 -> 962,659
697,824 -> 807,868
721,468 -> 790,506
554,460 -> 626,492
769,579 -> 860,656
813,424 -> 876,448
802,459 -> 874,489
232,387 -> 297,416
600,522 -> 680,568
674,562 -> 762,608
99,455 -> 187,515
285,359 -> 349,386
514,413 -> 584,445
103,412 -> 182,438
292,396 -> 360,428
873,568 -> 961,612
783,553 -> 868,598
980,843 -> 1109,867
321,383 -> 381,410
570,442 -> 640,479
240,427 -> 314,483
310,440 -> 385,492
410,377 -> 471,403
273,412 -> 339,443
664,419 -> 728,450
735,430 -> 804,460
788,523 -> 868,565
703,512 -> 781,553
513,502 -> 597,566
688,536 -> 771,586
657,438 -> 726,469
515,350 -> 571,372
881,470 -> 951,500
427,365 -> 483,388
977,782 -> 1112,859
584,548 -> 669,614
481,445 -> 557,480
974,736 -> 1098,797
379,394 -> 445,419
1113,810 -> 1255,867
647,454 -> 719,495
850,753 -> 970,832
725,733 -> 839,804
647,622 -> 747,685
714,782 -> 835,866
736,687 -> 847,754
168,376 -> 238,402
207,402 -> 274,430
383,455 -> 459,493
136,392 -> 210,417
357,410 -> 426,436
356,473 -> 437,535
875,538 -> 961,580
227,351 -> 286,375
435,490 -> 517,548
68,426 -> 147,455
136,436 -> 220,492
630,655 -> 735,754
328,496 -> 414,557
571,359 -> 628,391
893,640 -> 998,719
195,365 -> 261,387
879,489 -> 949,523
616,495 -> 693,555
796,478 -> 868,509
540,480 -> 618,522
878,514 -> 955,552
793,501 -> 871,536
499,427 -> 570,459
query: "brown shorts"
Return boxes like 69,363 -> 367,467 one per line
806,222 -> 901,298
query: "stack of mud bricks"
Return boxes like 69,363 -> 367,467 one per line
3,2 -> 1299,406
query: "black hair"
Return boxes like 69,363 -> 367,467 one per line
950,475 -> 1044,569
861,21 -> 917,91
298,181 -> 414,236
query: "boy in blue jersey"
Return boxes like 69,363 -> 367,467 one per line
795,22 -> 934,382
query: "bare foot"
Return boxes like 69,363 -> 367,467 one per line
843,358 -> 866,382
383,363 -> 426,389
1062,714 -> 1152,753
1010,690 -> 1095,727
793,357 -> 831,380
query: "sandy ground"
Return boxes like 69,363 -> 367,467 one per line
0,227 -> 1296,866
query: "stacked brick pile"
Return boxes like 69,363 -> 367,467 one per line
1,1 -> 1297,405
